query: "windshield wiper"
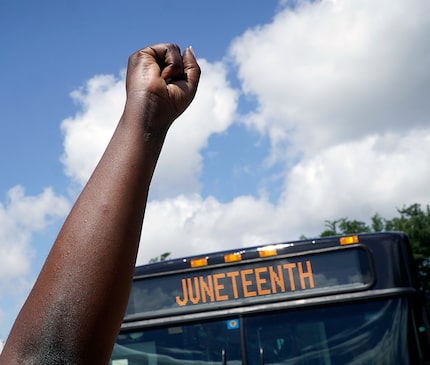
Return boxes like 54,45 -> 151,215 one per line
259,348 -> 265,365
221,348 -> 226,365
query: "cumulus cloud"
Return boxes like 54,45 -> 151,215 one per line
230,0 -> 430,158
137,0 -> 430,261
224,0 -> 430,235
0,186 -> 69,292
137,126 -> 430,263
151,59 -> 239,198
138,194 -> 279,263
278,128 -> 430,236
61,73 -> 126,186
29,0 -> 430,266
61,59 -> 238,199
0,186 -> 70,333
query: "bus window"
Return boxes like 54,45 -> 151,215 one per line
111,318 -> 242,365
244,298 -> 409,365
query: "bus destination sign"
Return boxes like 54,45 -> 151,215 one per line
126,247 -> 372,317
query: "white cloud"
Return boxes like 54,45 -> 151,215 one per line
136,0 -> 430,261
0,186 -> 69,293
60,59 -> 239,199
137,127 -> 430,263
0,185 -> 70,335
52,1 -> 430,267
61,73 -> 126,186
138,193 -> 279,263
278,128 -> 430,236
230,0 -> 430,158
151,59 -> 239,198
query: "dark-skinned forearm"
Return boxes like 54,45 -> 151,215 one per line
1,105 -> 168,365
1,42 -> 200,365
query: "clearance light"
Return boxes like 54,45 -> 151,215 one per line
224,252 -> 242,263
339,235 -> 359,246
190,257 -> 208,268
258,247 -> 277,258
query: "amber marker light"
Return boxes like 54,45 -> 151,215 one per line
190,257 -> 208,267
224,252 -> 242,263
339,235 -> 359,246
258,246 -> 277,258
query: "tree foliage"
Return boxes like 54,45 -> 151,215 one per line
319,203 -> 430,291
149,252 -> 171,264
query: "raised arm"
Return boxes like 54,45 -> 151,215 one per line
0,43 -> 200,365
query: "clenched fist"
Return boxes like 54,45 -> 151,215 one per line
125,43 -> 201,132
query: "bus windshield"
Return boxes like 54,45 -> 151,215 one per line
111,298 -> 410,365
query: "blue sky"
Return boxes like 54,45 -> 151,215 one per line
1,0 -> 430,343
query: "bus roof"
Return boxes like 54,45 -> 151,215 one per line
135,231 -> 410,277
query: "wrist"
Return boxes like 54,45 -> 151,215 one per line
119,102 -> 169,163
124,92 -> 173,131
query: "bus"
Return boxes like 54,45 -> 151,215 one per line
110,232 -> 430,364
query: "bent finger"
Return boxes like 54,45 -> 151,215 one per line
151,44 -> 185,82
182,47 -> 201,93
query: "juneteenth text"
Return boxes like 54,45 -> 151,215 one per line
175,260 -> 315,306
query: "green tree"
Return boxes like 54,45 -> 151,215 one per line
384,204 -> 430,291
317,204 -> 430,291
149,252 -> 171,264
320,218 -> 371,237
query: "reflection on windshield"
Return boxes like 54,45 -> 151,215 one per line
111,299 -> 409,365
245,299 -> 408,365
112,319 -> 242,365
